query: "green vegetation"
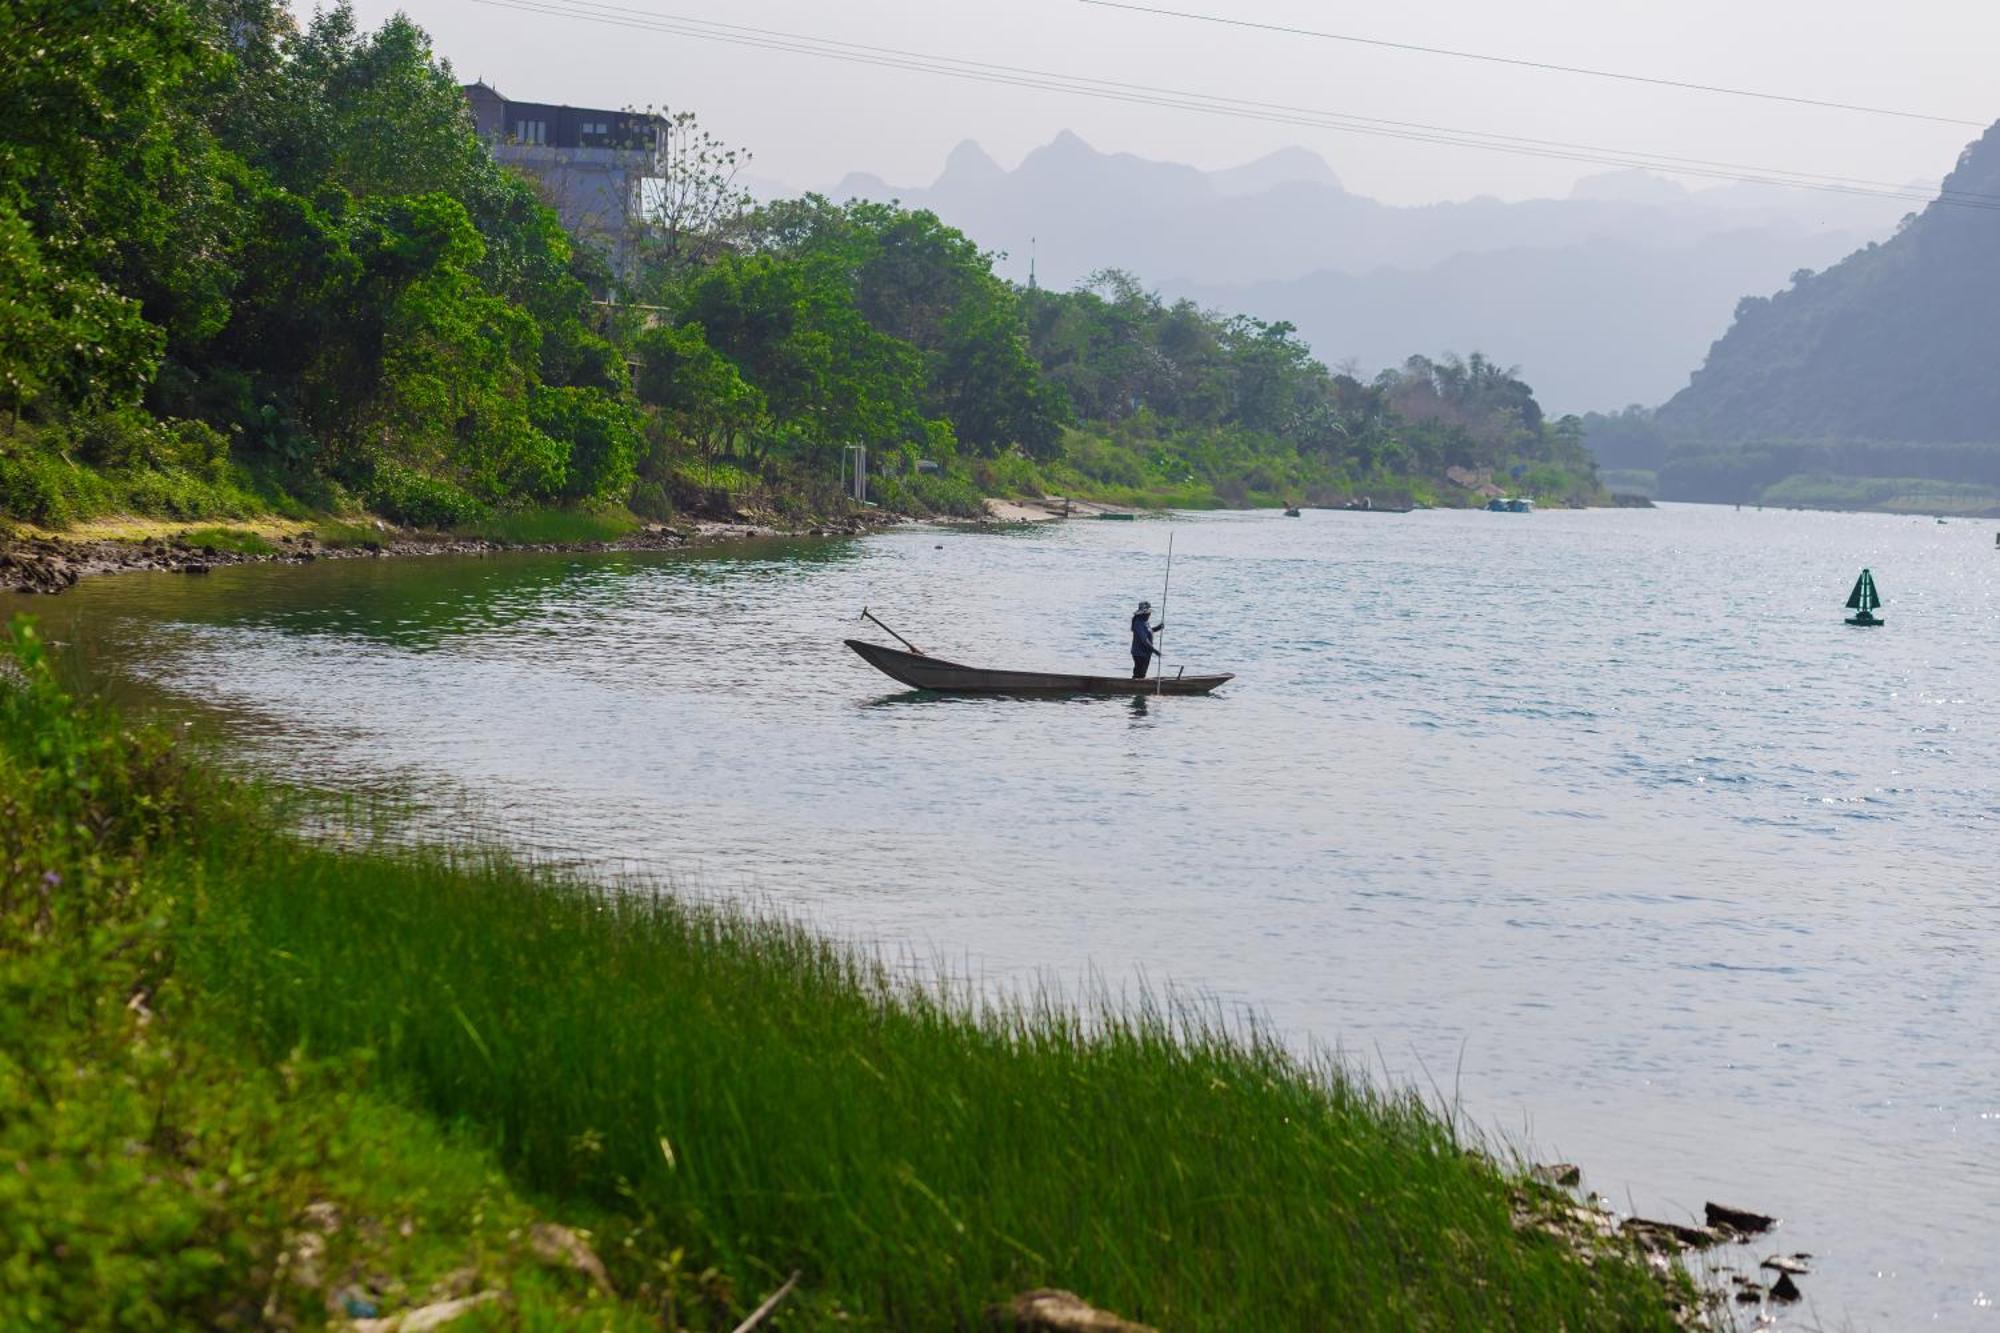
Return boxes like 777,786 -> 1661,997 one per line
451,506 -> 642,545
1757,473 -> 2000,514
0,619 -> 656,1330
1020,278 -> 1601,508
1581,406 -> 2000,511
2,0 -> 1604,537
0,616 -> 1689,1327
3,0 -> 639,528
309,518 -> 388,549
179,524 -> 280,555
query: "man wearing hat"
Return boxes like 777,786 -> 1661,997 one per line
1130,600 -> 1163,678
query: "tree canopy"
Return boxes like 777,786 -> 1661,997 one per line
1,0 -> 1601,525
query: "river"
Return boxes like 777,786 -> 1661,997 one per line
9,502 -> 1996,1329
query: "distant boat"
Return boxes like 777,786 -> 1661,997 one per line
1485,496 -> 1534,513
1323,497 -> 1414,514
1844,568 -> 1884,627
1282,505 -> 1302,517
1094,511 -> 1137,521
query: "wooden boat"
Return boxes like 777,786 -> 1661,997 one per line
1844,567 -> 1884,626
846,638 -> 1234,695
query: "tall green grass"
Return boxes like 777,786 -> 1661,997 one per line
3,615 -> 1689,1328
451,506 -> 641,545
0,619 -> 663,1330
179,525 -> 279,556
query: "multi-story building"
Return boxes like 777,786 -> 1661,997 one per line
463,81 -> 662,272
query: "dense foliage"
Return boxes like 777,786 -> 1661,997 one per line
1,0 -> 1601,529
1,0 -> 634,525
1019,274 -> 1599,506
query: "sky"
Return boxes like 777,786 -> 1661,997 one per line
351,0 -> 2000,205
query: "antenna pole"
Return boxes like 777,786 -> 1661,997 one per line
1154,532 -> 1173,695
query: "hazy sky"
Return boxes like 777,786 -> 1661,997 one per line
353,0 -> 1999,204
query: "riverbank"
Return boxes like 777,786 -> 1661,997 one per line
1,616 -> 1709,1329
0,509 -> 899,595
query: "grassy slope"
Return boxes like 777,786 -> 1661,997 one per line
1,617 -> 1688,1329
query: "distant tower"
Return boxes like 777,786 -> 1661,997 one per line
1028,235 -> 1037,291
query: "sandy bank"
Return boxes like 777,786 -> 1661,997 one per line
980,496 -> 1139,522
0,512 -> 903,595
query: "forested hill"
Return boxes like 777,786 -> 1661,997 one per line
1658,121 -> 2000,445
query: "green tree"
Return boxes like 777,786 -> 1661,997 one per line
634,322 -> 766,483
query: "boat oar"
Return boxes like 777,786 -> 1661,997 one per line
860,607 -> 927,656
1154,532 -> 1173,696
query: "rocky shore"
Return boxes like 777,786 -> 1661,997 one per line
0,512 -> 898,596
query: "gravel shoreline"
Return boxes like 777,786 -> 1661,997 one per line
0,513 -> 901,596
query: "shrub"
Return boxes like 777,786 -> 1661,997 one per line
365,463 -> 488,528
875,471 -> 984,517
628,478 -> 675,521
0,447 -> 112,526
531,385 -> 642,503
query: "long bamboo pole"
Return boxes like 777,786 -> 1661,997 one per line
1154,532 -> 1174,696
860,608 -> 926,655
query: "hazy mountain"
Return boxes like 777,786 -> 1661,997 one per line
1183,228 -> 1875,414
827,132 -> 1904,412
1658,121 -> 2000,444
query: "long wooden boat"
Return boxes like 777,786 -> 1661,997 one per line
845,638 -> 1234,695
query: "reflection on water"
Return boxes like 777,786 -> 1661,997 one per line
9,505 -> 1999,1330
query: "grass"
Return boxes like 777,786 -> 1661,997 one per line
179,525 -> 280,556
1756,473 -> 2000,515
0,620 -> 662,1331
451,506 -> 642,545
1,615 -> 1694,1329
311,518 -> 390,549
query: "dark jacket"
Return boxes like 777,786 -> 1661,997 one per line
1131,611 -> 1159,659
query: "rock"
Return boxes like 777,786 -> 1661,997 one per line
1734,1286 -> 1763,1304
1705,1201 -> 1777,1235
1760,1253 -> 1811,1275
527,1222 -> 612,1294
336,1285 -> 381,1318
1531,1162 -> 1583,1188
1770,1272 -> 1802,1302
1621,1217 -> 1722,1252
286,1230 -> 328,1290
0,550 -> 79,595
349,1290 -> 501,1331
177,561 -> 211,575
300,1200 -> 342,1233
986,1288 -> 1158,1332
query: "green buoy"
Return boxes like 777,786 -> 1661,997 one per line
1844,568 -> 1884,627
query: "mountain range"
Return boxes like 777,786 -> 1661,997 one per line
1659,121 -> 2000,446
818,132 -> 1908,413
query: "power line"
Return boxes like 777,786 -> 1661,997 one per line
1079,0 -> 1988,129
466,0 -> 2000,212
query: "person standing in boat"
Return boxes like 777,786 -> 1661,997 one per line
1130,600 -> 1163,678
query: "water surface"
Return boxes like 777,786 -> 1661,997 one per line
12,503 -> 1997,1328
